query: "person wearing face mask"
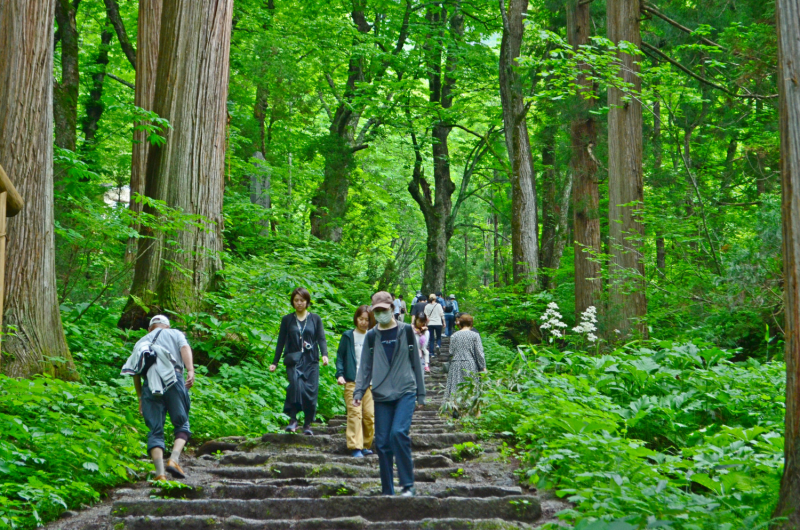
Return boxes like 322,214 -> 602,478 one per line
270,287 -> 329,435
335,305 -> 376,457
353,291 -> 426,496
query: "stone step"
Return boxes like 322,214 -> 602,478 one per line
112,495 -> 541,524
207,462 -> 466,481
254,432 -> 474,452
303,425 -> 450,436
115,515 -> 535,530
203,482 -> 524,500
218,452 -> 455,469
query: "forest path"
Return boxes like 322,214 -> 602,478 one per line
50,335 -> 568,530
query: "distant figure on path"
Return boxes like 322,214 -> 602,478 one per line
336,305 -> 375,458
353,291 -> 426,496
410,295 -> 427,327
270,287 -> 329,435
392,293 -> 402,322
444,294 -> 459,336
443,313 -> 486,409
398,295 -> 407,323
424,294 -> 445,354
123,315 -> 195,481
414,314 -> 431,373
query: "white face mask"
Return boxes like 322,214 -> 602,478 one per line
374,310 -> 393,325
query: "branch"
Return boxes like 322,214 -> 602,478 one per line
324,73 -> 343,104
641,42 -> 777,100
351,144 -> 370,153
451,124 -> 509,172
642,4 -> 726,52
107,73 -> 134,89
103,0 -> 136,69
317,89 -> 333,121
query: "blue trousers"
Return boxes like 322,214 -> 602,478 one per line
373,392 -> 416,494
444,313 -> 455,336
142,371 -> 191,453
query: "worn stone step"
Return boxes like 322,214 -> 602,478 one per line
113,495 -> 541,523
219,452 -> 454,469
203,482 -> 524,500
207,462 -> 465,481
252,432 -> 474,452
115,515 -> 534,529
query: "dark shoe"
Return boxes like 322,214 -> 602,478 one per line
303,428 -> 314,436
399,486 -> 416,497
361,449 -> 374,456
351,449 -> 364,458
285,420 -> 298,433
165,459 -> 186,479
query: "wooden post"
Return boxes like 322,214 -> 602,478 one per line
0,163 -> 24,356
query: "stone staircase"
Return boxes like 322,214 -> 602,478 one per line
51,331 -> 565,529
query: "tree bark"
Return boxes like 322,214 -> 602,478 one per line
119,0 -> 233,329
607,0 -> 647,336
250,151 -> 271,235
81,22 -> 113,146
499,0 -> 539,292
127,0 -> 162,261
539,120 -> 572,290
54,0 -> 80,153
567,0 -> 602,317
773,0 -> 800,526
0,0 -> 77,379
653,95 -> 666,272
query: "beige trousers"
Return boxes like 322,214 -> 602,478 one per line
343,383 -> 375,450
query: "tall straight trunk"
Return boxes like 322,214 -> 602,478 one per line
567,0 -> 602,317
774,0 -> 800,526
54,0 -> 80,154
653,96 -> 666,272
499,0 -> 538,292
607,0 -> 646,336
540,121 -> 572,290
0,0 -> 76,379
250,151 -> 271,235
119,0 -> 233,329
82,22 -> 114,146
127,0 -> 162,260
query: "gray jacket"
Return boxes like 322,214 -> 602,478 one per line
354,322 -> 426,405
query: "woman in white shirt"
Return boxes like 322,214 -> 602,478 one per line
424,294 -> 445,354
335,305 -> 375,457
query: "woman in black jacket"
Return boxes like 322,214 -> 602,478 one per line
335,305 -> 375,457
269,287 -> 329,435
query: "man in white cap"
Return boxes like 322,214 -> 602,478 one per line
132,315 -> 195,481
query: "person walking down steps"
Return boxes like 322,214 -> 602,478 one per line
122,315 -> 195,481
270,287 -> 329,435
335,305 -> 375,458
353,291 -> 426,496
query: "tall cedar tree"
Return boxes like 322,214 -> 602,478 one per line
774,0 -> 800,525
120,0 -> 233,329
567,0 -> 602,317
499,0 -> 539,292
607,0 -> 647,335
0,0 -> 77,378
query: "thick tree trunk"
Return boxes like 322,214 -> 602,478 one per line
82,23 -> 113,146
774,0 -> 800,526
250,151 -> 271,235
310,129 -> 356,242
567,0 -> 602,317
120,0 -> 232,329
0,0 -> 77,379
54,0 -> 80,153
539,121 -> 572,290
499,0 -> 538,292
653,96 -> 666,273
607,0 -> 647,336
128,0 -> 162,260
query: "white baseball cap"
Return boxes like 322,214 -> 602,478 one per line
149,315 -> 170,327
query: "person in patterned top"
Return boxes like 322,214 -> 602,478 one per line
443,313 -> 486,406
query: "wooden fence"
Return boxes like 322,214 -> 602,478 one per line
0,163 -> 24,354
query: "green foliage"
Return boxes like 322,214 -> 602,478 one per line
452,442 -> 484,462
462,337 -> 785,529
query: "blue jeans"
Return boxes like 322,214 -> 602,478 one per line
373,392 -> 416,494
444,313 -> 455,336
428,325 -> 443,350
142,371 -> 191,453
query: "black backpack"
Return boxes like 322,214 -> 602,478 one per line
444,299 -> 454,313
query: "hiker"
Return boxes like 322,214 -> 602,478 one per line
414,314 -> 431,373
424,293 -> 445,354
335,305 -> 375,458
353,291 -> 426,496
123,315 -> 194,481
436,291 -> 446,309
410,295 -> 427,327
398,295 -> 407,323
269,287 -> 329,435
411,290 -> 423,305
444,294 -> 460,336
443,313 -> 486,408
392,293 -> 402,322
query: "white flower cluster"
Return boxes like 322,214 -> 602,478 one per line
539,302 -> 568,338
573,305 -> 598,342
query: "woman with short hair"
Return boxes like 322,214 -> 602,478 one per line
424,294 -> 445,354
335,306 -> 376,457
443,313 -> 486,407
270,287 -> 329,435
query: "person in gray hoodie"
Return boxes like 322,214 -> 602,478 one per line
353,291 -> 426,496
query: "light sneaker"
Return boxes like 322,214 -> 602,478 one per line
351,449 -> 364,458
399,486 -> 416,497
165,459 -> 186,479
361,449 -> 374,456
